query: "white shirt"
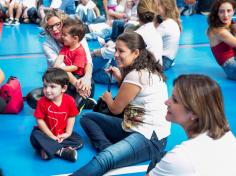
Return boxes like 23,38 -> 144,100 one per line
149,131 -> 236,176
136,22 -> 163,65
22,0 -> 36,8
76,0 -> 96,16
122,70 -> 170,140
156,18 -> 180,60
50,0 -> 62,9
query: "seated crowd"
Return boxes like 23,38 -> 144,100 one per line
0,0 -> 236,176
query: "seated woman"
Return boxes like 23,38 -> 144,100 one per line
207,0 -> 236,80
135,0 -> 163,64
75,0 -> 105,24
70,32 -> 171,176
92,0 -> 163,84
155,0 -> 181,70
42,9 -> 94,98
26,9 -> 96,109
148,74 -> 236,175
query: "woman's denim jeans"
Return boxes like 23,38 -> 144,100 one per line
92,56 -> 117,84
176,0 -> 185,7
70,112 -> 167,176
60,0 -> 75,14
110,20 -> 125,41
162,56 -> 174,71
77,9 -> 106,24
222,57 -> 236,80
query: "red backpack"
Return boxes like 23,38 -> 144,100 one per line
0,76 -> 24,114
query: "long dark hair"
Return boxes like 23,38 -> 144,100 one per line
117,31 -> 165,82
208,0 -> 236,34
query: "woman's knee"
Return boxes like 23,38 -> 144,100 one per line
80,112 -> 97,127
223,65 -> 236,80
80,114 -> 87,127
94,135 -> 148,168
30,128 -> 41,147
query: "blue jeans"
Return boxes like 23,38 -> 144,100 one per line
222,57 -> 236,80
176,0 -> 185,7
60,0 -> 75,14
78,8 -> 106,24
85,28 -> 112,41
110,20 -> 125,41
92,57 -> 117,84
70,112 -> 167,176
162,56 -> 174,71
30,127 -> 83,159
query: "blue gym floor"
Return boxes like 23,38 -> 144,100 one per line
0,14 -> 235,176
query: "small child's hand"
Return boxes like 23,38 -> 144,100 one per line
51,135 -> 60,142
57,133 -> 70,143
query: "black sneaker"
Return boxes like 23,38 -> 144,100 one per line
84,98 -> 97,109
60,147 -> 77,162
4,18 -> 13,25
11,19 -> 20,25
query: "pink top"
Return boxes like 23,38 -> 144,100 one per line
211,42 -> 236,65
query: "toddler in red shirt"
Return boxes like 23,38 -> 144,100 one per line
30,68 -> 83,162
54,18 -> 87,78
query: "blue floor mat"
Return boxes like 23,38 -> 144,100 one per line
0,15 -> 236,176
0,24 -> 44,56
180,14 -> 209,45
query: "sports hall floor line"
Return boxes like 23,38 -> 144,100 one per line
0,42 -> 210,60
53,164 -> 148,176
179,43 -> 209,48
0,53 -> 45,60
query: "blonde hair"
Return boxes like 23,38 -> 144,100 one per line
156,0 -> 182,31
42,9 -> 68,33
137,0 -> 157,23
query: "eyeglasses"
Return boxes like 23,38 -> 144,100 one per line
46,22 -> 62,32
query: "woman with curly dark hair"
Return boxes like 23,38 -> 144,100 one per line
207,0 -> 236,80
71,31 -> 170,176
